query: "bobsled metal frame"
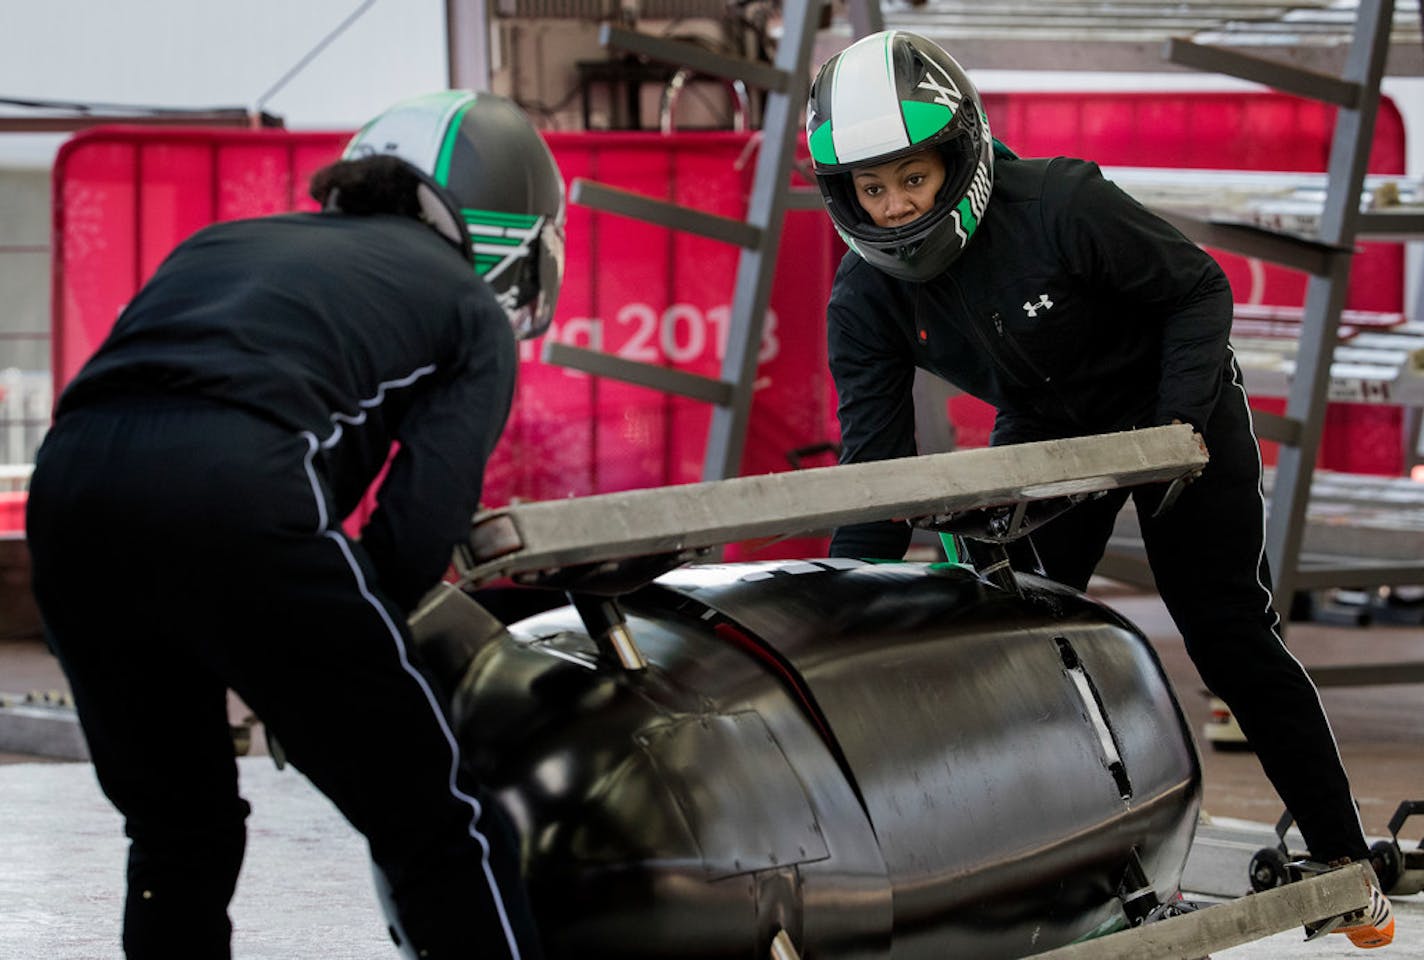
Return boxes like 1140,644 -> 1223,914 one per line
448,426 -> 1396,958
456,424 -> 1206,585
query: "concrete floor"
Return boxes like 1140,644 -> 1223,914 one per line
1,582 -> 1420,958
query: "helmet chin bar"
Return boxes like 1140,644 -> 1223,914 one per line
496,285 -> 550,341
816,126 -> 989,282
495,221 -> 563,341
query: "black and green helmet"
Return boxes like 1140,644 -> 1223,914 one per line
806,31 -> 993,282
344,90 -> 566,339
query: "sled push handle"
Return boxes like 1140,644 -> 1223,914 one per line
457,424 -> 1208,594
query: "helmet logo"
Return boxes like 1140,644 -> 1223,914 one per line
916,72 -> 962,111
1023,294 -> 1054,317
905,61 -> 964,144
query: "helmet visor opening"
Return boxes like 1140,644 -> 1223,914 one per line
498,221 -> 564,340
838,128 -> 980,243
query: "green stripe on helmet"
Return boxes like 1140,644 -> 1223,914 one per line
902,100 -> 953,144
434,96 -> 476,186
955,194 -> 979,236
809,121 -> 839,166
463,209 -> 541,229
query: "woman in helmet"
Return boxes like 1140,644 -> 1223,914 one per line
809,31 -> 1391,949
26,91 -> 562,960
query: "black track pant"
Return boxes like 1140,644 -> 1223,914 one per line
27,398 -> 541,959
997,358 -> 1369,864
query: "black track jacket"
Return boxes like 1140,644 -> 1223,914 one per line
827,155 -> 1234,559
56,212 -> 517,612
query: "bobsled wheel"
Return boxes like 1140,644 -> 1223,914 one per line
1369,839 -> 1403,893
1249,846 -> 1291,892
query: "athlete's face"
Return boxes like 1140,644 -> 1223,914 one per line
852,149 -> 947,228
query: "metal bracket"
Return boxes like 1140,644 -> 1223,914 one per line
1165,37 -> 1362,108
570,593 -> 647,671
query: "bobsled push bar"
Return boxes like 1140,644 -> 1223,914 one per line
457,423 -> 1207,587
1027,860 -> 1377,959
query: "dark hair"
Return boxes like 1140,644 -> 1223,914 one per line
308,155 -> 423,217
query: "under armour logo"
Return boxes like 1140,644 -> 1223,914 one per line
1023,294 -> 1054,318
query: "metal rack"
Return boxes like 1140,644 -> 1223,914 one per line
1099,163 -> 1424,472
1028,4 -> 1424,620
1147,0 -> 1424,605
826,1 -> 1424,75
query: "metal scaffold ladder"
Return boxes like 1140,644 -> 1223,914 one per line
541,0 -> 882,481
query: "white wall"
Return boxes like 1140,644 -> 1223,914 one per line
0,0 -> 450,168
0,1 -> 452,464
3,7 -> 1421,312
4,4 -> 1419,176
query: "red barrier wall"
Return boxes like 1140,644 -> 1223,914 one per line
51,126 -> 839,556
48,92 -> 1410,546
53,130 -> 352,387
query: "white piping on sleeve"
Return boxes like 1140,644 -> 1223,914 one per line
319,363 -> 439,451
301,433 -> 329,532
294,359 -> 524,958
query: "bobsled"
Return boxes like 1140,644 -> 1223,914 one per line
395,427 -> 1207,957
381,427 -> 1213,957
412,558 -> 1199,959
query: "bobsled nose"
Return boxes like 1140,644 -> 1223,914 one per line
407,584 -> 513,705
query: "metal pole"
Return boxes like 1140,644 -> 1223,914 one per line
1265,0 -> 1394,609
446,0 -> 493,92
701,0 -> 823,479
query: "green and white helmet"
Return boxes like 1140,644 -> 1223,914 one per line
806,31 -> 993,282
345,90 -> 566,339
